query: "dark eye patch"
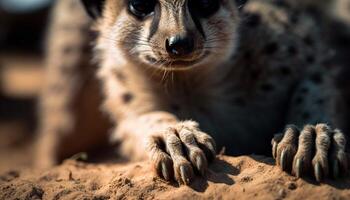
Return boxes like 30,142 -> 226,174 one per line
188,0 -> 220,18
128,0 -> 157,19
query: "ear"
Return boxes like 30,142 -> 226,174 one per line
81,0 -> 106,19
235,0 -> 248,10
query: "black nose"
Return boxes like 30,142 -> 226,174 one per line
165,35 -> 195,57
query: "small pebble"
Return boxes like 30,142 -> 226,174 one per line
124,178 -> 131,184
240,176 -> 253,183
287,182 -> 297,190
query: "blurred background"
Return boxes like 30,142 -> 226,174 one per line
0,0 -> 349,173
0,0 -> 52,172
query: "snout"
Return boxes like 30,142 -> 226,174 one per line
165,34 -> 195,59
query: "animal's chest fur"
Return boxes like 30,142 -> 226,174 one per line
160,76 -> 294,156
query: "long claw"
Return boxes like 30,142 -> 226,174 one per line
272,141 -> 278,159
295,158 -> 303,178
333,160 -> 339,179
280,149 -> 288,171
161,162 -> 170,181
196,156 -> 206,176
180,166 -> 190,185
206,142 -> 216,157
314,162 -> 323,182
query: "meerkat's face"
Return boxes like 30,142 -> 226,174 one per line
90,0 -> 240,70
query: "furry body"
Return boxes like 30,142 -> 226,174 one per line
36,0 -> 349,183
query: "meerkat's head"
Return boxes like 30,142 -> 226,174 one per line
83,0 -> 241,71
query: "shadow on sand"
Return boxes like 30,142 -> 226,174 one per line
189,158 -> 238,192
250,154 -> 350,190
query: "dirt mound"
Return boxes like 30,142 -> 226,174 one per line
1,155 -> 349,200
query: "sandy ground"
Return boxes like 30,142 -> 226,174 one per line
0,125 -> 349,200
1,124 -> 349,200
1,154 -> 350,200
0,120 -> 349,200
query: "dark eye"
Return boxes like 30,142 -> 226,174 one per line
128,0 -> 156,18
188,0 -> 220,18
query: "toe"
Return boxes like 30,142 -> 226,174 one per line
164,130 -> 194,184
276,125 -> 299,172
312,124 -> 332,182
330,129 -> 348,178
272,133 -> 284,159
146,136 -> 174,181
292,125 -> 315,178
178,127 -> 208,175
193,130 -> 217,161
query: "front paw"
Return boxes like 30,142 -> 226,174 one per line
272,124 -> 348,182
145,121 -> 216,185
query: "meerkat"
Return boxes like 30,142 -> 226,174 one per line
36,0 -> 349,185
